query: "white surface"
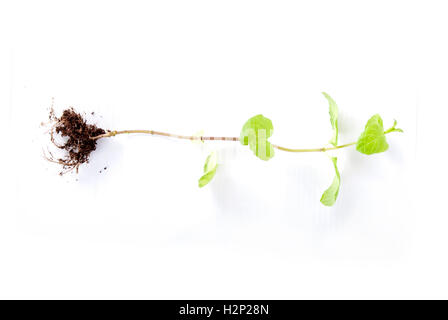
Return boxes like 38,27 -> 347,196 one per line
0,0 -> 446,299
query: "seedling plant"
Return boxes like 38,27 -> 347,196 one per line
45,93 -> 402,206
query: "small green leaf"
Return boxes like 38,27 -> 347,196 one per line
240,114 -> 275,161
320,157 -> 341,207
322,92 -> 339,146
384,119 -> 404,134
356,114 -> 389,155
198,152 -> 218,188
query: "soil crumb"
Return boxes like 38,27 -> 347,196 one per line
46,108 -> 105,174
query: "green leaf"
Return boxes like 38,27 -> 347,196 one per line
356,114 -> 389,155
320,157 -> 341,207
322,92 -> 339,146
240,114 -> 275,161
384,119 -> 404,134
198,152 -> 218,188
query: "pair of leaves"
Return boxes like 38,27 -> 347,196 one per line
321,92 -> 341,206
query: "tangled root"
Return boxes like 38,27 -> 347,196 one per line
46,108 -> 105,174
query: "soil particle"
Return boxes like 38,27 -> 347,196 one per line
46,108 -> 105,174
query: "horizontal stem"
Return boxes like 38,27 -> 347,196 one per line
92,130 -> 239,142
92,130 -> 359,153
269,130 -> 393,152
272,142 -> 357,153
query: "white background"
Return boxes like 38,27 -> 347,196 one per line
0,0 -> 446,299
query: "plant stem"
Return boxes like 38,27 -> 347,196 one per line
271,142 -> 357,153
92,130 -> 361,153
92,130 -> 240,141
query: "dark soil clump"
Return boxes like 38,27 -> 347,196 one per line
46,108 -> 105,174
